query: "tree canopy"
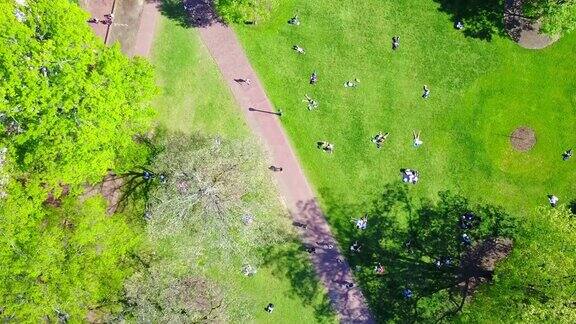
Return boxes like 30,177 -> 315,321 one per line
0,0 -> 156,192
0,0 -> 156,321
461,206 -> 576,322
327,185 -> 518,322
524,0 -> 576,35
123,134 -> 286,322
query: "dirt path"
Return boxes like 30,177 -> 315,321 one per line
188,1 -> 374,322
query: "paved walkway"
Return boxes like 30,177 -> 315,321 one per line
81,0 -> 114,43
190,1 -> 374,323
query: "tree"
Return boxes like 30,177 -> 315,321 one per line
461,206 -> 576,322
0,195 -> 143,321
328,185 -> 518,322
0,0 -> 156,194
145,133 -> 281,269
524,0 -> 576,35
121,133 -> 286,322
124,268 -> 229,323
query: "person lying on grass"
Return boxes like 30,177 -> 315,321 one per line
304,94 -> 318,110
293,45 -> 305,54
317,141 -> 334,153
372,132 -> 389,148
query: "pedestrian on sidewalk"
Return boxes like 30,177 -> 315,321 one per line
269,165 -> 283,172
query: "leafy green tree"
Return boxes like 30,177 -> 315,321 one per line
0,195 -> 143,321
524,0 -> 576,35
461,206 -> 576,322
330,185 -> 518,322
0,0 -> 156,192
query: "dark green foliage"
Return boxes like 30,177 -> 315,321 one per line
434,0 -> 505,40
524,0 -> 576,35
326,185 -> 517,322
461,207 -> 576,322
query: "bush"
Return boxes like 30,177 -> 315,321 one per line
214,0 -> 276,23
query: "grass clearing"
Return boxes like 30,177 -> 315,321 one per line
233,0 -> 576,321
151,15 -> 335,323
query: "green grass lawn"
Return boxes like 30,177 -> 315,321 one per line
232,0 -> 576,321
151,15 -> 335,323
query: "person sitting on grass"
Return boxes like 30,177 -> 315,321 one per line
562,148 -> 573,161
461,233 -> 472,246
355,216 -> 368,230
293,45 -> 305,54
288,15 -> 300,26
413,130 -> 423,147
374,263 -> 386,275
392,36 -> 400,50
422,85 -> 430,99
350,241 -> 361,253
317,141 -> 334,153
401,168 -> 419,184
265,303 -> 275,313
455,20 -> 464,30
548,194 -> 559,207
372,132 -> 389,148
304,94 -> 318,110
402,288 -> 413,299
310,71 -> 318,84
344,78 -> 360,88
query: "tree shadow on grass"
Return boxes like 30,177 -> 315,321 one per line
159,0 -> 221,28
433,0 -> 506,40
321,182 -> 518,322
261,242 -> 336,323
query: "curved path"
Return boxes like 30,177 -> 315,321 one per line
192,6 -> 374,324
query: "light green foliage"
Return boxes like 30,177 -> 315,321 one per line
0,194 -> 142,321
462,207 -> 576,322
125,134 -> 328,322
524,0 -> 576,35
0,0 -> 156,191
147,133 -> 280,271
214,0 -> 276,23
